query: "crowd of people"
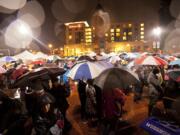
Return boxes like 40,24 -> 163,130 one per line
0,53 -> 179,135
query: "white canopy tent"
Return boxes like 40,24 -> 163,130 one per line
34,52 -> 48,59
13,50 -> 36,61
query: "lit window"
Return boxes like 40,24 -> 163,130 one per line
116,28 -> 120,32
123,32 -> 127,35
85,28 -> 91,32
128,32 -> 132,35
110,29 -> 114,32
105,33 -> 108,37
116,33 -> 120,37
111,37 -> 114,41
123,36 -> 127,40
141,36 -> 144,39
140,23 -> 144,27
141,32 -> 144,35
111,33 -> 114,36
69,35 -> 72,39
128,24 -> 132,27
86,39 -> 92,43
141,27 -> 144,31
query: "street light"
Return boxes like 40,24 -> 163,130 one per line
153,27 -> 161,53
48,44 -> 53,54
153,27 -> 161,37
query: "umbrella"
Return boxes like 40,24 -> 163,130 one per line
11,66 -> 28,80
48,55 -> 61,61
0,66 -> 6,74
94,60 -> 113,69
135,55 -> 168,66
14,66 -> 65,87
169,59 -> 180,66
109,55 -> 121,64
67,61 -> 103,80
0,56 -> 16,63
94,67 -> 139,90
167,69 -> 180,82
31,60 -> 45,65
77,55 -> 94,61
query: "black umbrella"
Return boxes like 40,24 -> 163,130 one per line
77,55 -> 94,61
94,67 -> 139,91
167,69 -> 180,82
14,66 -> 65,87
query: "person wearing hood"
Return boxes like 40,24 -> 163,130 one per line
30,81 -> 64,135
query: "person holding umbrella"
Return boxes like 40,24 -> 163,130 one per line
30,82 -> 64,135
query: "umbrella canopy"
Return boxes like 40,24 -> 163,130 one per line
11,65 -> 28,80
135,56 -> 168,66
109,55 -> 121,64
167,69 -> 180,82
0,66 -> 6,74
14,66 -> 65,87
0,56 -> 16,63
94,61 -> 113,69
94,67 -> 139,90
77,55 -> 94,61
164,56 -> 178,62
31,60 -> 45,65
48,55 -> 61,61
169,59 -> 180,66
67,61 -> 103,80
126,52 -> 140,59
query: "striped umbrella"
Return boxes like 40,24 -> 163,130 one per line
67,61 -> 104,80
135,56 -> 168,66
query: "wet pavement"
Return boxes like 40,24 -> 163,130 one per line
66,84 -> 149,135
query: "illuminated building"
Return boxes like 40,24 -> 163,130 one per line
64,21 -> 148,56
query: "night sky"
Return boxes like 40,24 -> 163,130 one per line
0,0 -> 161,52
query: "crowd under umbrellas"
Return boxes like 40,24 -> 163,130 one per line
0,50 -> 180,134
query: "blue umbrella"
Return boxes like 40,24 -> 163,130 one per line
0,56 -> 16,62
169,59 -> 180,66
67,61 -> 103,80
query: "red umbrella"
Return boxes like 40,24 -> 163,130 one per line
135,55 -> 167,66
11,66 -> 28,80
31,60 -> 45,65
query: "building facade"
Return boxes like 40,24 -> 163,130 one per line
64,21 -> 151,56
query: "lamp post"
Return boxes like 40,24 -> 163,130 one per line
153,27 -> 161,53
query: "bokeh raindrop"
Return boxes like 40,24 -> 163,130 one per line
164,28 -> 180,52
169,0 -> 180,18
5,20 -> 33,49
91,10 -> 111,38
54,22 -> 64,37
18,1 -> 45,28
62,0 -> 87,13
51,0 -> 75,23
0,0 -> 26,10
0,6 -> 16,14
